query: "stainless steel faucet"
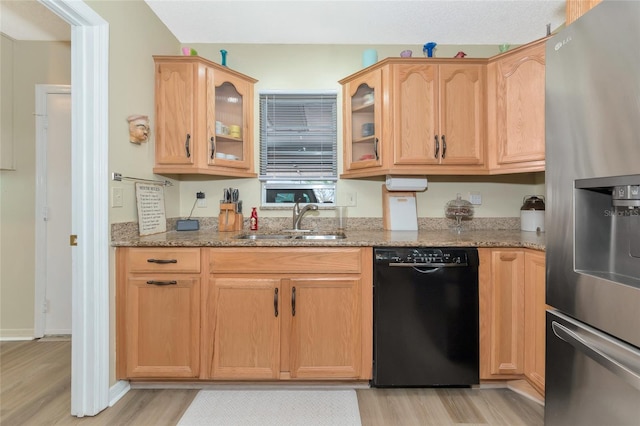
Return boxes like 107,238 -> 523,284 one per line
292,201 -> 318,230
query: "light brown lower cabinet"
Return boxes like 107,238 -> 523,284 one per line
203,247 -> 373,380
117,246 -> 372,381
116,248 -> 202,379
523,250 -> 546,395
479,248 -> 546,395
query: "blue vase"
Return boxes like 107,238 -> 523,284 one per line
423,42 -> 437,58
220,49 -> 227,66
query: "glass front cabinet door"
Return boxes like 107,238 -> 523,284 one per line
341,68 -> 384,175
207,70 -> 255,173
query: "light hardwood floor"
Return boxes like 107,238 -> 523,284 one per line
1,340 -> 543,425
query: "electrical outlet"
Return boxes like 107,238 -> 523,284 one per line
111,188 -> 123,208
469,192 -> 482,205
345,192 -> 357,207
196,191 -> 206,207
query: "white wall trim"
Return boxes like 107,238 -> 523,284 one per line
39,0 -> 112,417
109,380 -> 131,407
0,331 -> 35,341
34,84 -> 72,339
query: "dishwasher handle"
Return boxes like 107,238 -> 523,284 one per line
388,262 -> 468,268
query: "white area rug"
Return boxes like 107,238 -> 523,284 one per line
177,389 -> 362,426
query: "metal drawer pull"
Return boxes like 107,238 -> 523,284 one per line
210,136 -> 216,159
274,288 -> 279,317
434,135 -> 440,159
291,286 -> 296,316
146,280 -> 177,286
374,138 -> 379,160
441,135 -> 447,159
146,258 -> 178,264
185,133 -> 191,158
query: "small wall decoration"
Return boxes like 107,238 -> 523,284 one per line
127,114 -> 150,144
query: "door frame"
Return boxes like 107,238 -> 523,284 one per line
34,84 -> 71,338
39,0 -> 111,417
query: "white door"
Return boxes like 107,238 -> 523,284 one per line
35,87 -> 72,336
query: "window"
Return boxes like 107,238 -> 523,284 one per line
259,91 -> 337,207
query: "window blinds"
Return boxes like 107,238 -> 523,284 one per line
259,92 -> 337,180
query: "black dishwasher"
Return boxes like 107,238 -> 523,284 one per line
372,247 -> 479,387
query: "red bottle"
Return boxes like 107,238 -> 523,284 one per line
250,207 -> 258,231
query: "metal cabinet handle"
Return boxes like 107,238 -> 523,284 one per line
146,280 -> 177,286
434,135 -> 440,159
146,258 -> 178,264
374,138 -> 379,160
274,288 -> 279,317
552,321 -> 640,391
291,286 -> 296,316
185,133 -> 191,158
441,135 -> 447,159
210,136 -> 216,159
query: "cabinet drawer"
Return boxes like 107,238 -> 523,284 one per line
209,247 -> 363,274
126,248 -> 201,273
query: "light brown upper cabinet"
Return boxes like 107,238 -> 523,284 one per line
153,56 -> 257,178
340,59 -> 486,178
392,63 -> 486,172
566,0 -> 602,25
487,38 -> 547,174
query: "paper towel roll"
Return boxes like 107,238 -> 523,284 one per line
385,176 -> 428,191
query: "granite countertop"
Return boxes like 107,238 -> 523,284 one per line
111,228 -> 545,251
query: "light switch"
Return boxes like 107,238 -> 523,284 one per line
112,187 -> 123,208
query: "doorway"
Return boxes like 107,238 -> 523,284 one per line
41,0 -> 110,417
34,85 -> 72,337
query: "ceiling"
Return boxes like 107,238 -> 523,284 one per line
1,1 -> 566,45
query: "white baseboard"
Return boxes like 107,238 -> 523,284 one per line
109,380 -> 130,407
44,328 -> 72,336
0,329 -> 35,341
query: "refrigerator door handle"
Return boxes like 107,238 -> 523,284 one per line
552,321 -> 640,391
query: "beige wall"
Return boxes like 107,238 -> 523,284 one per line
87,0 -> 181,223
0,38 -> 71,337
1,35 -> 14,170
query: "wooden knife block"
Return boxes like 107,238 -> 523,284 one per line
218,203 -> 243,232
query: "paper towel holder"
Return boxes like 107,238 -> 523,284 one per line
385,175 -> 428,192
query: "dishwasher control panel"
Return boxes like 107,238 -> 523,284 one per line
374,248 -> 469,266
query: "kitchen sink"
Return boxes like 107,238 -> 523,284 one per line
234,234 -> 293,240
234,232 -> 346,240
294,233 -> 346,240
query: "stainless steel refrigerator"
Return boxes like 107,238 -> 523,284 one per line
545,1 -> 640,424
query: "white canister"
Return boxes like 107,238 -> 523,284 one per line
520,195 -> 545,232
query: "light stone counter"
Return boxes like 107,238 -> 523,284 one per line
111,217 -> 544,251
